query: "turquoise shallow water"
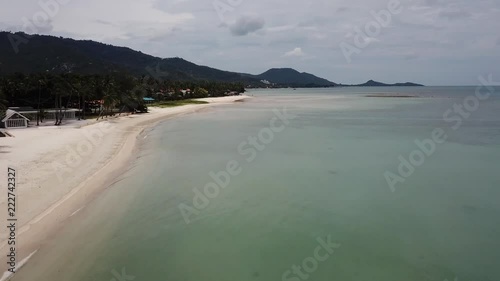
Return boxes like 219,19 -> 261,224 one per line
13,87 -> 500,281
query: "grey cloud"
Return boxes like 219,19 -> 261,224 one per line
95,19 -> 116,26
0,22 -> 16,32
394,18 -> 441,30
147,27 -> 181,42
267,36 -> 307,47
422,0 -> 441,7
404,52 -> 420,60
229,16 -> 265,36
439,9 -> 471,20
412,0 -> 451,8
336,7 -> 349,13
297,17 -> 330,28
6,19 -> 54,34
37,23 -> 54,33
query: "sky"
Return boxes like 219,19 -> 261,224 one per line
1,0 -> 500,85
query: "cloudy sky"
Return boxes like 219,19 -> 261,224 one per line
1,0 -> 499,85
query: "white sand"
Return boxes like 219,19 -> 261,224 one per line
0,96 -> 249,275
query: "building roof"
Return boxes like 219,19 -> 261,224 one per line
15,109 -> 81,114
8,107 -> 81,113
1,109 -> 30,122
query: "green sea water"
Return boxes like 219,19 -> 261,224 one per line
13,87 -> 500,281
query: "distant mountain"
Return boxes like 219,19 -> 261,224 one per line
0,32 -> 337,87
0,32 -> 338,87
0,32 -> 251,83
0,32 -> 420,88
350,80 -> 424,87
249,68 -> 337,87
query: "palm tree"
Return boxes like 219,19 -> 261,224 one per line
37,77 -> 47,126
98,77 -> 118,120
50,75 -> 72,126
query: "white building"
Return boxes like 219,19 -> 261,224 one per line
1,109 -> 30,129
8,107 -> 81,122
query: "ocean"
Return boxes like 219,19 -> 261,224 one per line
13,86 -> 500,281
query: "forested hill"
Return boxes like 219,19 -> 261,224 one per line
347,80 -> 424,87
251,68 -> 337,87
0,32 -> 250,82
0,32 -> 337,87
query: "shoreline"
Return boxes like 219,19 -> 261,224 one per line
0,96 -> 249,279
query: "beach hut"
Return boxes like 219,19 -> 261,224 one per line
143,97 -> 155,104
7,107 -> 81,122
1,109 -> 30,129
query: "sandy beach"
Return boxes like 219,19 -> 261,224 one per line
0,96 -> 248,279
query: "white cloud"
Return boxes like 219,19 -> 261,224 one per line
283,47 -> 305,57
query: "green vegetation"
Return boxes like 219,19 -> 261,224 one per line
0,32 -> 255,83
0,88 -> 6,110
0,72 -> 244,125
0,88 -> 6,119
150,100 -> 209,108
0,32 -> 339,88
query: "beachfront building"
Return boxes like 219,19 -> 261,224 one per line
143,97 -> 156,104
42,109 -> 80,121
180,89 -> 191,97
7,107 -> 81,122
1,109 -> 30,129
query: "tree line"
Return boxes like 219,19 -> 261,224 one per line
0,73 -> 245,125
